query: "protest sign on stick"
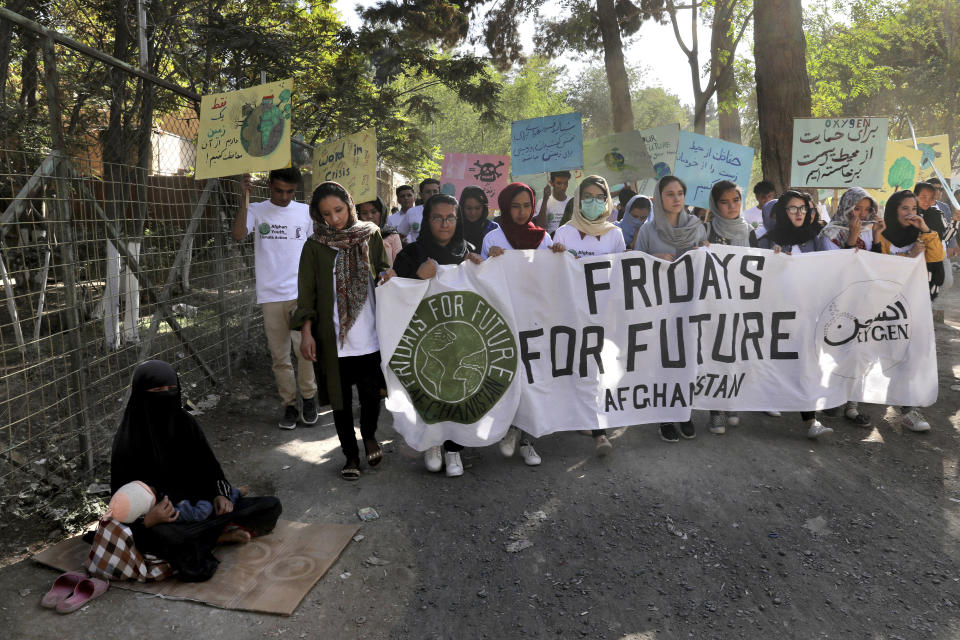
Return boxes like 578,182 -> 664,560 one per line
440,153 -> 510,205
636,124 -> 680,195
790,117 -> 888,188
510,113 -> 583,176
582,131 -> 655,185
894,134 -> 951,183
672,132 -> 755,209
313,128 -> 377,204
196,79 -> 293,180
868,141 -> 924,208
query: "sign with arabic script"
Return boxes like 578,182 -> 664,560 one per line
637,124 -> 681,196
313,128 -> 378,204
510,113 -> 584,176
790,117 -> 888,188
195,79 -> 293,180
582,130 -> 656,184
672,132 -> 755,209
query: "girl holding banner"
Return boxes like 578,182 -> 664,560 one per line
551,175 -> 626,456
632,176 -> 705,442
382,194 -> 484,477
756,191 -> 833,255
483,182 -> 558,465
821,187 -> 884,253
293,182 -> 391,480
459,186 -> 499,251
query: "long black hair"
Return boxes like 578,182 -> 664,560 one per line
768,190 -> 819,246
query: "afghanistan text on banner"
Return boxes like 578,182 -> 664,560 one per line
440,154 -> 510,205
313,128 -> 378,204
195,79 -> 293,180
582,130 -> 656,185
790,117 -> 888,188
377,247 -> 936,450
510,112 -> 584,176
673,132 -> 755,209
637,124 -> 680,196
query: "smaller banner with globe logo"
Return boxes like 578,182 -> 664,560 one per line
196,79 -> 293,180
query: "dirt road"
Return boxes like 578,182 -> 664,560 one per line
3,286 -> 960,639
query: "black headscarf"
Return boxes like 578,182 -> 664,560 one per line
459,186 -> 491,250
767,190 -> 821,246
110,360 -> 229,504
392,194 -> 468,277
881,190 -> 921,248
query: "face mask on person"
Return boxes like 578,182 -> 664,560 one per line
581,197 -> 606,221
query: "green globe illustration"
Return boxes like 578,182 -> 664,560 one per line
413,321 -> 487,403
241,96 -> 286,157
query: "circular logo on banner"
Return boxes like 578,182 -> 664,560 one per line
816,281 -> 911,380
389,291 -> 517,424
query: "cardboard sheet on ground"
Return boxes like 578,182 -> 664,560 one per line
33,520 -> 358,615
868,141 -> 924,208
510,112 -> 583,175
582,131 -> 656,184
440,153 -> 510,205
313,128 -> 377,204
790,117 -> 888,188
673,132 -> 755,209
196,79 -> 293,180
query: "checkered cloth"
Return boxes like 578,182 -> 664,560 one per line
86,517 -> 173,582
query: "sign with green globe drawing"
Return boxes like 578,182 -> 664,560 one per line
389,291 -> 517,424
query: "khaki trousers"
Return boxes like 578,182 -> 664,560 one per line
262,300 -> 317,406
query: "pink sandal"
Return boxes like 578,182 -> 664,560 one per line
55,576 -> 109,614
40,571 -> 87,608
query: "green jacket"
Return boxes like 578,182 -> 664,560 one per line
290,231 -> 390,410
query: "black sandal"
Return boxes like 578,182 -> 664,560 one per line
364,439 -> 383,467
341,459 -> 361,480
844,411 -> 871,427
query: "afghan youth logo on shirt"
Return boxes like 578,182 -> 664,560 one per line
389,291 -> 517,424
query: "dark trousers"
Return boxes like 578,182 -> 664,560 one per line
444,441 -> 463,452
332,352 -> 382,461
800,411 -> 815,421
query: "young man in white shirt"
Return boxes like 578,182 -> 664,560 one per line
534,171 -> 573,235
232,168 -> 318,430
743,180 -> 775,228
386,184 -> 415,233
396,178 -> 441,243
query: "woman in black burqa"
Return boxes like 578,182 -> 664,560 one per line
110,360 -> 281,581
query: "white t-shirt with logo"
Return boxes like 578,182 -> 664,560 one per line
386,208 -> 410,230
545,194 -> 573,234
397,204 -> 424,242
553,224 -> 626,258
245,199 -> 312,304
743,205 -> 763,228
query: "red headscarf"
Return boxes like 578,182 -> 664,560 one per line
497,182 -> 547,250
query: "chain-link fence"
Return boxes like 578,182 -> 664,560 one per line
0,14 -> 312,527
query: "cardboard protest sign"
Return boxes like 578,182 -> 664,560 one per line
868,141 -> 924,207
440,153 -> 510,205
894,134 -> 951,182
790,117 -> 888,188
377,247 -> 935,449
582,130 -> 656,184
672,132 -> 754,209
196,79 -> 293,180
637,124 -> 681,195
510,113 -> 583,176
313,128 -> 377,204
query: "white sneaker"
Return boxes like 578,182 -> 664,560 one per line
726,412 -> 740,427
901,409 -> 931,432
424,446 -> 443,472
499,426 -> 520,457
709,413 -> 726,434
444,451 -> 464,477
519,442 -> 541,466
765,411 -> 781,417
806,420 -> 833,439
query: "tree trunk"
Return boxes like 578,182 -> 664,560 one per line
0,0 -> 29,107
596,0 -> 634,133
754,0 -> 811,193
712,4 -> 742,144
